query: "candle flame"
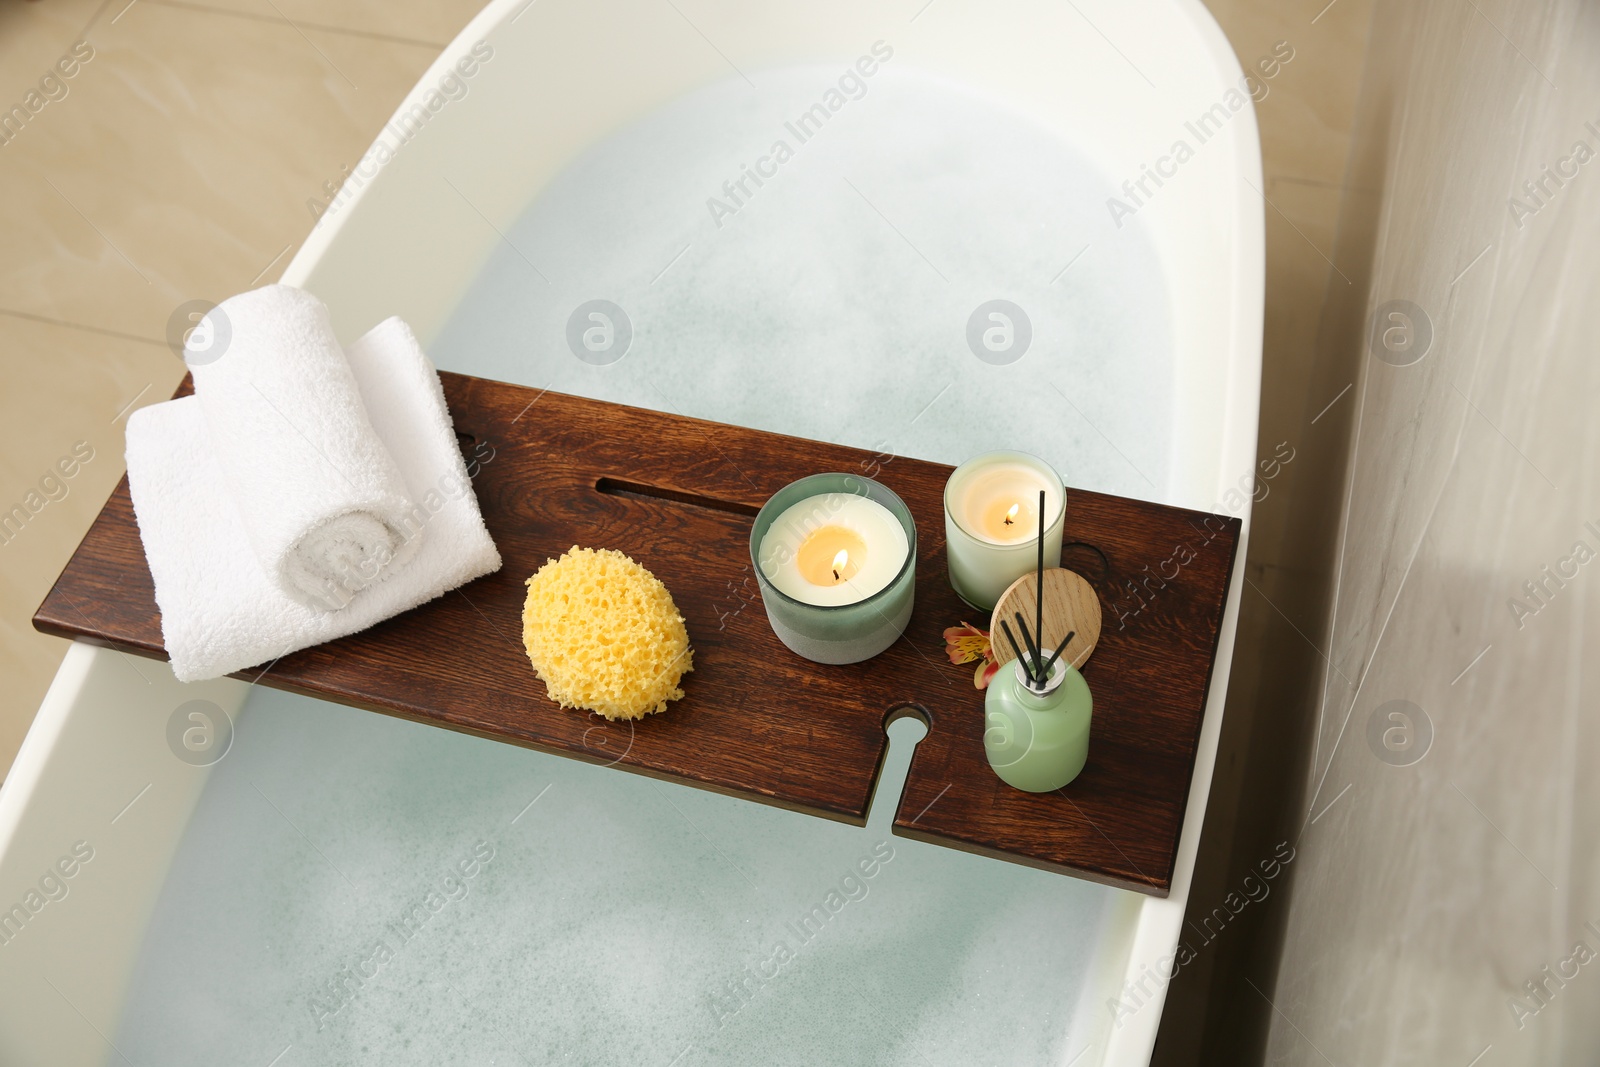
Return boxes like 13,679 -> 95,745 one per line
1003,503 -> 1020,526
832,548 -> 849,580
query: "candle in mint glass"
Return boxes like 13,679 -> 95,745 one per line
943,450 -> 1065,610
750,473 -> 917,665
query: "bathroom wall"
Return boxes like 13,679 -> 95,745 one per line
1162,0 -> 1600,1063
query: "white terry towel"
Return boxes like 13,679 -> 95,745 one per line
190,285 -> 421,610
125,301 -> 501,683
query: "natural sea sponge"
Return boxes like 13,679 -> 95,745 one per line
521,546 -> 692,720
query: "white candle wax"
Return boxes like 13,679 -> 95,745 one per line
953,462 -> 1062,544
757,493 -> 910,607
944,452 -> 1065,610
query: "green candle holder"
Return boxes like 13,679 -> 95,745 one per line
983,654 -> 1093,792
750,473 -> 917,664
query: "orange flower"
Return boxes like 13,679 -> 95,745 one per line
942,621 -> 1000,688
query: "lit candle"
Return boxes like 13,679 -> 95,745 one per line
761,494 -> 907,606
944,451 -> 1065,610
750,474 -> 917,664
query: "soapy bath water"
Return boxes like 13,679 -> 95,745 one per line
117,698 -> 1131,1065
115,65 -> 1170,1065
433,63 -> 1173,499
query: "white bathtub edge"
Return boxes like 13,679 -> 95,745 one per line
280,0 -> 519,296
1099,0 -> 1265,1060
0,641 -> 97,856
0,644 -> 249,1067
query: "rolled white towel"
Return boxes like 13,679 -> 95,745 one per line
189,285 -> 421,610
126,307 -> 501,682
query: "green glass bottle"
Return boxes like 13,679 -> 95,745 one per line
983,654 -> 1093,792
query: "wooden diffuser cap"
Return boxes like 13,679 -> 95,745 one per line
988,568 -> 1102,671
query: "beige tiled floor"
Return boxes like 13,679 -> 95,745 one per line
0,0 -> 488,771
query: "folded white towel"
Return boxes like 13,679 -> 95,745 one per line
189,285 -> 422,610
125,303 -> 501,683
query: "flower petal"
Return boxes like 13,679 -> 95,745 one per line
946,621 -> 996,668
946,638 -> 980,665
975,658 -> 1001,688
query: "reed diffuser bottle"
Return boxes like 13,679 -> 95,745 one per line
983,652 -> 1093,792
982,486 -> 1095,791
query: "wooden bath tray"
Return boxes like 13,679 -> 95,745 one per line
35,374 -> 1239,896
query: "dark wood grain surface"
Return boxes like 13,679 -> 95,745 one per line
34,373 -> 1239,895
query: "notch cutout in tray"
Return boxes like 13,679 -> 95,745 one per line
595,476 -> 761,517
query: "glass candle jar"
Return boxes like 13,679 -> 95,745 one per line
943,450 -> 1065,610
983,654 -> 1093,792
750,473 -> 917,664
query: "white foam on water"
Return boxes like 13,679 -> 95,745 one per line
117,693 -> 1128,1066
115,65 -> 1168,1065
433,63 -> 1173,498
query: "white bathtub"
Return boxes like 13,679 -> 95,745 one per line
0,1 -> 1260,1063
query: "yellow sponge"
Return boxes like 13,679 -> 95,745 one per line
521,546 -> 693,720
